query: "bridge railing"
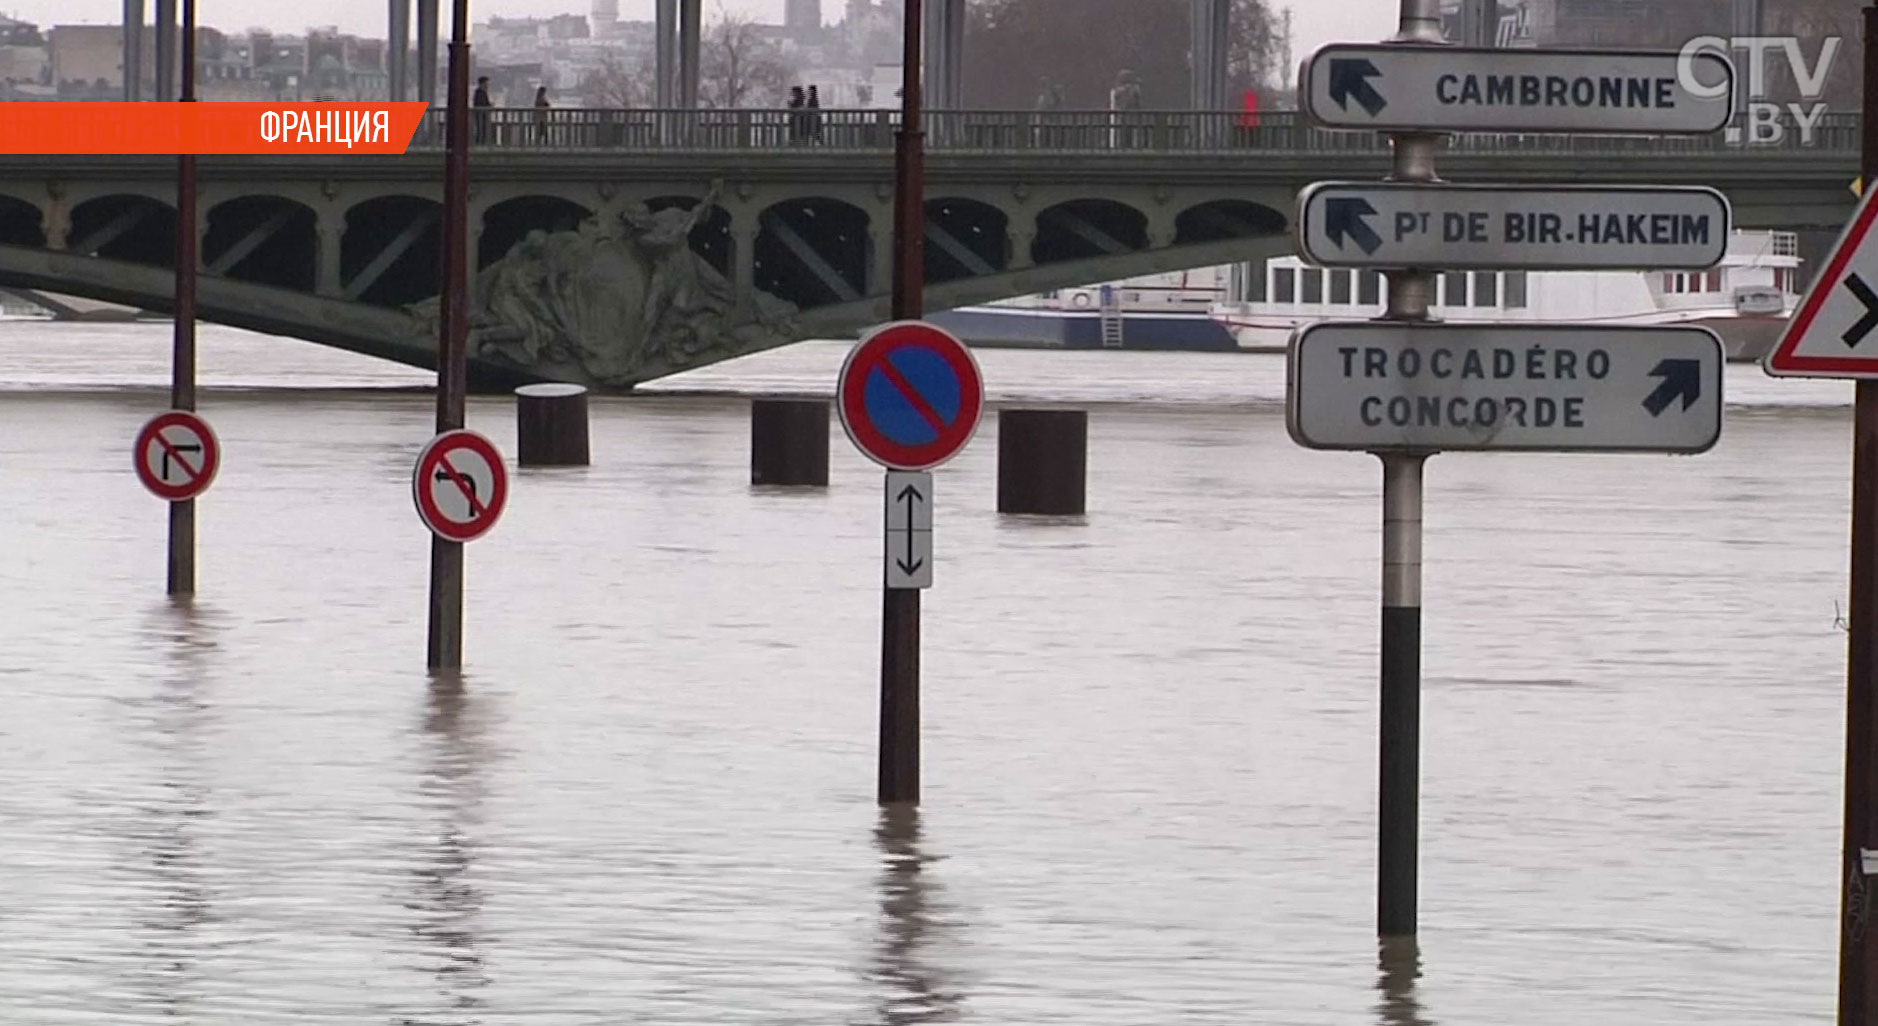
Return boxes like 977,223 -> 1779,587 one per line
409,107 -> 1860,155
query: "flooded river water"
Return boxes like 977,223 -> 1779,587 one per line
0,322 -> 1858,1024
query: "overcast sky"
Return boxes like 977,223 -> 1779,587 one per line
16,0 -> 1404,63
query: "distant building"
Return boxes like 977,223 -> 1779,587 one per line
48,25 -> 126,95
590,0 -> 620,38
786,0 -> 823,31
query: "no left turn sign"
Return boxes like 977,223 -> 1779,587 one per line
412,429 -> 508,543
134,410 -> 220,502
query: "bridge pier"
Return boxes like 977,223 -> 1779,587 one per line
122,0 -> 144,101
733,222 -> 757,319
923,0 -> 964,109
654,0 -> 701,109
655,0 -> 675,107
316,215 -> 343,296
1190,0 -> 1229,109
416,0 -> 438,104
152,0 -> 174,101
679,0 -> 701,110
388,0 -> 410,100
870,234 -> 892,297
44,199 -> 69,251
1007,228 -> 1036,270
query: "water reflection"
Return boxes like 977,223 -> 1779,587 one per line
400,674 -> 493,1025
861,806 -> 968,1024
121,599 -> 224,1018
1376,937 -> 1434,1026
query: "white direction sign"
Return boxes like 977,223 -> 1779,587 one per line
1764,187 -> 1878,378
1287,322 -> 1724,454
1300,44 -> 1735,134
884,470 -> 933,590
1298,182 -> 1731,271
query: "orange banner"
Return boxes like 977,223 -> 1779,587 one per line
0,103 -> 431,155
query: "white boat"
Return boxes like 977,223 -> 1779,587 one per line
928,268 -> 1239,352
930,229 -> 1804,361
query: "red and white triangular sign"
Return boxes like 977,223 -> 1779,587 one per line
1766,188 -> 1878,378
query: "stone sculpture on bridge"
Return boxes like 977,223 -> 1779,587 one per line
410,181 -> 799,387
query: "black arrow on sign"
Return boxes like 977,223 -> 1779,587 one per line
895,482 -> 924,576
437,468 -> 479,516
1327,57 -> 1386,116
1843,273 -> 1878,348
1642,358 -> 1702,416
1323,197 -> 1382,255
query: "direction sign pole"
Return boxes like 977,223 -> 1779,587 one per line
880,0 -> 926,806
426,0 -> 472,672
1372,0 -> 1444,942
166,0 -> 197,598
1840,10 -> 1878,1025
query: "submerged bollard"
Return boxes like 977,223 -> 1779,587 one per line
997,408 -> 1087,516
750,398 -> 829,487
514,383 -> 591,467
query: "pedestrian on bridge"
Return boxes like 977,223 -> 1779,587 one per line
534,85 -> 551,145
807,85 -> 823,143
787,86 -> 806,145
473,77 -> 493,144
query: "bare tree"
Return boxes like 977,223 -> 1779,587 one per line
580,54 -> 656,108
962,0 -> 1290,109
700,5 -> 795,109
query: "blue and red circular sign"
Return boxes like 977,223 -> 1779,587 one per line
837,320 -> 985,471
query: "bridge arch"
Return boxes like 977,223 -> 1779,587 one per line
341,194 -> 442,306
204,195 -> 317,290
755,196 -> 870,309
646,194 -> 732,277
69,194 -> 176,267
0,195 -> 46,247
1174,199 -> 1287,246
1032,199 -> 1149,266
479,195 -> 592,269
924,197 -> 1008,285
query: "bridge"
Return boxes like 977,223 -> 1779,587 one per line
0,108 -> 1856,390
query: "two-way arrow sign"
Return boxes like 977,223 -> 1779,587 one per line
884,470 -> 934,590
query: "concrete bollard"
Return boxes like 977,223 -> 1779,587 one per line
997,408 -> 1087,516
750,398 -> 830,486
514,383 -> 590,467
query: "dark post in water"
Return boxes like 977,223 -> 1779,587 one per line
168,0 -> 198,597
515,383 -> 591,467
1373,0 -> 1445,939
879,0 -> 925,806
1839,8 -> 1878,1024
427,0 -> 472,670
750,398 -> 829,487
997,409 -> 1088,516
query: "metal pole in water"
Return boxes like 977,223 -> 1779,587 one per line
426,0 -> 472,671
879,0 -> 926,806
1839,10 -> 1878,1022
167,0 -> 197,598
1374,0 -> 1444,940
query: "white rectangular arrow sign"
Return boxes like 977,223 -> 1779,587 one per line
884,470 -> 933,590
1287,322 -> 1724,454
1301,44 -> 1736,134
1298,182 -> 1731,271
